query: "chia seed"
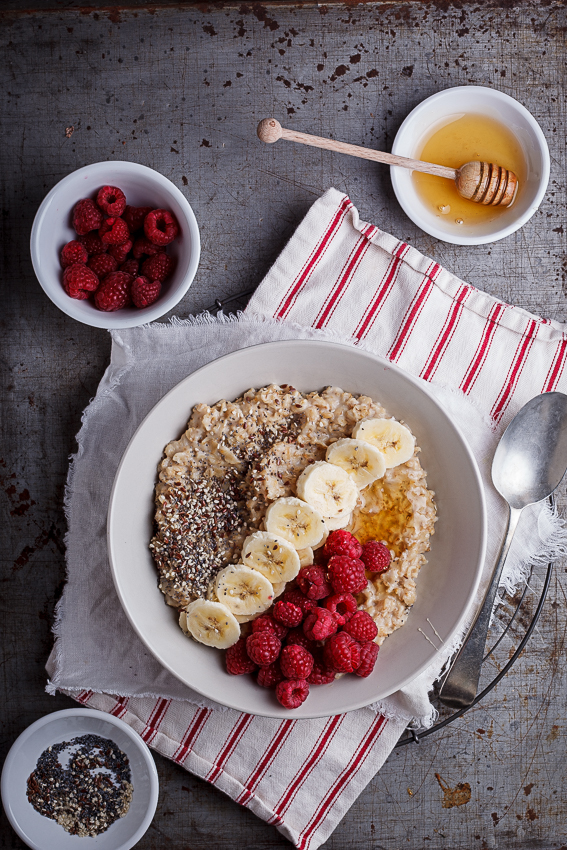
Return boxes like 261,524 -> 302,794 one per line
150,407 -> 302,599
26,734 -> 133,837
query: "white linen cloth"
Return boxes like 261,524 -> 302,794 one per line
48,188 -> 567,849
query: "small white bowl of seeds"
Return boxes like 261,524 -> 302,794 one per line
1,708 -> 159,850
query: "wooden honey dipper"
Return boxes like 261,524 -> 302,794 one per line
257,118 -> 518,207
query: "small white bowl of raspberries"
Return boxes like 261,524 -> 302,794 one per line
31,161 -> 200,328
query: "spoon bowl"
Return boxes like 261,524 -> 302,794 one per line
492,392 -> 567,508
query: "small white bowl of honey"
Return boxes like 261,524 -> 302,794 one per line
390,86 -> 549,245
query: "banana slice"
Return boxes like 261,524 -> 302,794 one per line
241,531 -> 301,584
352,417 -> 415,468
181,599 -> 240,648
233,580 -> 287,624
214,564 -> 274,617
297,547 -> 314,567
324,511 -> 353,531
312,526 -> 329,550
296,461 -> 358,518
265,496 -> 327,549
272,580 -> 286,598
326,438 -> 386,489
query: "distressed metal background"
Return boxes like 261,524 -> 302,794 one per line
1,2 -> 567,848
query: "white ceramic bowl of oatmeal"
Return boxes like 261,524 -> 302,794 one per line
108,340 -> 486,719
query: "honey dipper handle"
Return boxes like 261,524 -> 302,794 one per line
257,118 -> 457,181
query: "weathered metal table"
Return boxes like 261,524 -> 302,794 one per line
1,2 -> 566,847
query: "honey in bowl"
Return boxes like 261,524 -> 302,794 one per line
412,113 -> 526,226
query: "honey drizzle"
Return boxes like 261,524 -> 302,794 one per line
351,480 -> 411,557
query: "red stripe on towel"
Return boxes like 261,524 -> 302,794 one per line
75,690 -> 93,704
110,696 -> 130,718
141,698 -> 170,744
207,714 -> 254,784
270,714 -> 346,821
237,718 -> 296,805
491,319 -> 539,423
354,243 -> 410,340
420,284 -> 471,382
542,337 -> 567,393
313,225 -> 378,329
298,714 -> 387,849
173,708 -> 212,765
460,302 -> 506,395
388,262 -> 440,362
275,197 -> 352,320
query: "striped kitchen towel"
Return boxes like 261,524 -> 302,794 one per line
245,187 -> 567,425
70,688 -> 403,849
51,187 -> 567,850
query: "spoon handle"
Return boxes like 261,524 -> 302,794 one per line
438,505 -> 523,709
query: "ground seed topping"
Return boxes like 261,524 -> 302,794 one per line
151,469 -> 247,599
151,399 -> 303,602
26,734 -> 133,837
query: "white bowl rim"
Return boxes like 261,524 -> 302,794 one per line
107,339 -> 487,719
30,160 -> 201,329
1,708 -> 159,850
390,85 -> 550,245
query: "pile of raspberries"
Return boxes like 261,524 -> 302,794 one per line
60,185 -> 180,311
225,529 -> 392,710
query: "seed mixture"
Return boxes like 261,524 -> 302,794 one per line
26,734 -> 133,837
150,470 -> 246,600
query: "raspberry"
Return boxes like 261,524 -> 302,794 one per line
60,240 -> 88,268
96,185 -> 127,217
144,208 -> 179,246
251,614 -> 288,641
246,631 -> 281,667
275,678 -> 309,709
296,566 -> 332,600
131,276 -> 161,309
120,258 -> 140,276
342,610 -> 378,643
355,641 -> 379,678
323,593 -> 358,626
72,198 -> 103,235
323,632 -> 361,673
257,661 -> 284,689
327,555 -> 368,594
99,217 -> 130,245
281,590 -> 317,618
322,529 -> 363,561
87,253 -> 118,278
141,252 -> 175,282
280,644 -> 314,679
132,236 -> 162,259
78,233 -> 107,256
94,271 -> 132,312
123,205 -> 153,233
272,600 -> 303,628
108,240 -> 133,264
62,263 -> 99,300
361,541 -> 391,574
285,628 -> 315,652
225,638 -> 257,675
303,608 -> 338,642
307,654 -> 336,685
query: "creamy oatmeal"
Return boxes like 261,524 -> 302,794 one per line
150,384 -> 437,646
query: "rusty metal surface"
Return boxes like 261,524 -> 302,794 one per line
1,2 -> 567,847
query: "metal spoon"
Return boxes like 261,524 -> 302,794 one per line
439,392 -> 567,709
